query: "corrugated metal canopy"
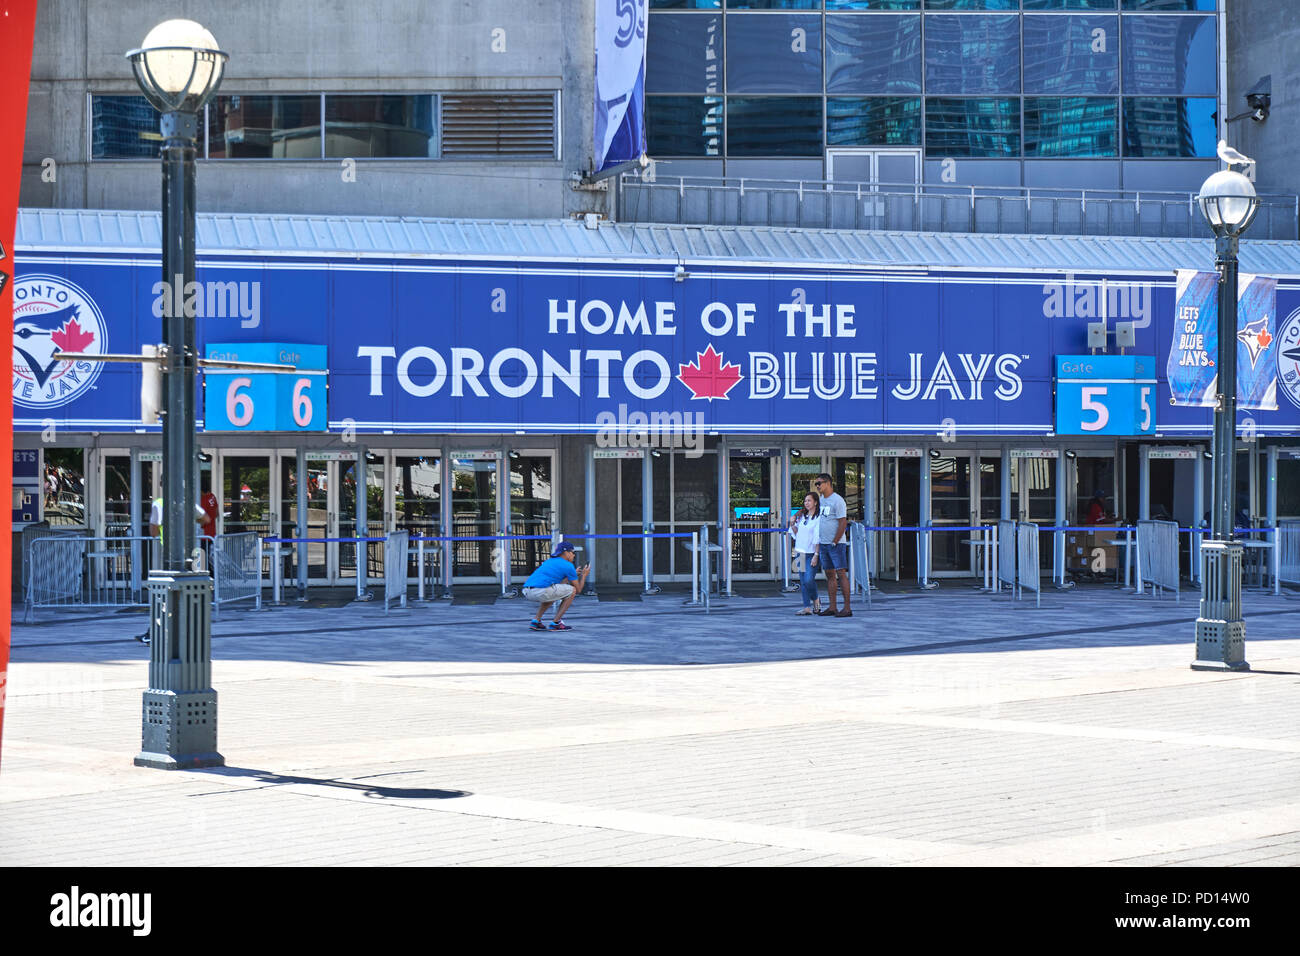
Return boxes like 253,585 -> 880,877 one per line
16,206 -> 1300,277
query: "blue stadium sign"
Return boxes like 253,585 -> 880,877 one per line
1055,355 -> 1157,437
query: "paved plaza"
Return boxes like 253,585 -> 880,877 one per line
4,582 -> 1300,867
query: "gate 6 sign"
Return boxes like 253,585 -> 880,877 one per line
203,342 -> 326,431
1055,355 -> 1157,437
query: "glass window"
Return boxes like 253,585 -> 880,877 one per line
1023,16 -> 1119,94
1024,97 -> 1118,156
729,1 -> 821,8
827,97 -> 922,146
1122,96 -> 1216,156
43,448 -> 87,527
647,13 -> 723,93
826,14 -> 922,94
91,96 -> 162,159
727,96 -> 823,155
1025,0 -> 1118,8
925,97 -> 1021,157
826,0 -> 920,8
208,94 -> 322,158
648,96 -> 723,155
651,1 -> 721,8
924,15 -> 1021,95
726,14 -> 823,93
923,0 -> 1018,9
324,95 -> 435,158
1122,1 -> 1216,10
827,1 -> 920,8
1121,15 -> 1216,96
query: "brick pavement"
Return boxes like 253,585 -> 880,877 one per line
3,584 -> 1300,866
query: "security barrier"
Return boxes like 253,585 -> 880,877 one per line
1136,519 -> 1180,601
849,521 -> 872,606
1017,522 -> 1041,608
997,520 -> 1017,593
25,534 -> 155,621
383,531 -> 409,613
1280,520 -> 1300,590
209,532 -> 260,617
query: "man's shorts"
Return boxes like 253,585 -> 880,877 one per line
522,582 -> 575,603
819,542 -> 848,571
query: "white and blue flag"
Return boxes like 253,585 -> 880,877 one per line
1168,269 -> 1279,411
593,0 -> 647,173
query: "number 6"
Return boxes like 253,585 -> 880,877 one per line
292,378 -> 313,427
226,377 -> 254,427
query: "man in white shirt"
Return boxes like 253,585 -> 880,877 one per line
815,473 -> 851,617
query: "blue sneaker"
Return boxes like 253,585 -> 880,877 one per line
547,621 -> 573,631
529,620 -> 546,631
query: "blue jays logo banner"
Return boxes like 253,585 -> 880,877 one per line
593,0 -> 646,173
1168,269 -> 1279,411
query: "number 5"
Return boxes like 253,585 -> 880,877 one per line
1139,386 -> 1152,431
1081,386 -> 1109,431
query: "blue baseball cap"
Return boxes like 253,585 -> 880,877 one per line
552,540 -> 578,557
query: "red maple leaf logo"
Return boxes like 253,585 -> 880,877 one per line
1258,327 -> 1272,349
677,344 -> 742,400
50,314 -> 95,353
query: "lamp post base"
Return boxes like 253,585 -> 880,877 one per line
135,689 -> 224,769
1191,541 -> 1249,672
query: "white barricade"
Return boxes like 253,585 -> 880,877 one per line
383,531 -> 409,613
1017,522 -> 1041,608
1279,520 -> 1300,590
849,521 -> 872,607
1136,519 -> 1180,601
209,532 -> 261,617
998,520 -> 1017,594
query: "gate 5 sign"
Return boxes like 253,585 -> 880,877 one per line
204,342 -> 326,431
1055,355 -> 1156,437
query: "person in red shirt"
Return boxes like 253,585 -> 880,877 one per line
1085,492 -> 1108,525
200,491 -> 219,539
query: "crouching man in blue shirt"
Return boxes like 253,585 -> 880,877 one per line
522,540 -> 590,631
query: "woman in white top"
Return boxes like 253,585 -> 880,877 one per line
788,492 -> 822,615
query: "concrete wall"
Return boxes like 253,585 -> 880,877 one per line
20,0 -> 608,220
1227,0 -> 1300,202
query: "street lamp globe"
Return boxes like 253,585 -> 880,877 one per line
127,19 -> 227,113
1197,169 -> 1259,239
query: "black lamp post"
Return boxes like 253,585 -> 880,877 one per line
1192,165 -> 1259,672
127,19 -> 229,767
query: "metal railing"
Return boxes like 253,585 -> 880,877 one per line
620,173 -> 1300,241
206,532 -> 260,617
1136,519 -> 1181,601
998,520 -> 1017,593
849,521 -> 872,606
24,534 -> 156,621
383,531 -> 409,613
1017,522 -> 1042,608
1280,520 -> 1300,590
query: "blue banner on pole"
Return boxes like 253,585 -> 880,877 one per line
593,0 -> 647,173
1169,269 -> 1279,410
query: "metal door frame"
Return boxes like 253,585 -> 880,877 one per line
506,446 -> 560,582
928,447 -> 979,578
825,146 -> 923,187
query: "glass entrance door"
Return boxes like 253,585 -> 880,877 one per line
222,454 -> 272,538
930,451 -> 975,575
1014,454 -> 1057,572
279,454 -> 331,580
617,450 -> 717,582
508,452 -> 554,579
730,452 -> 776,577
391,453 -> 442,582
451,455 -> 499,580
340,455 -> 386,582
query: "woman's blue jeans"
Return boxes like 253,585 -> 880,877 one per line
798,554 -> 820,608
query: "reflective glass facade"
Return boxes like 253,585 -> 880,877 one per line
646,1 -> 1220,166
